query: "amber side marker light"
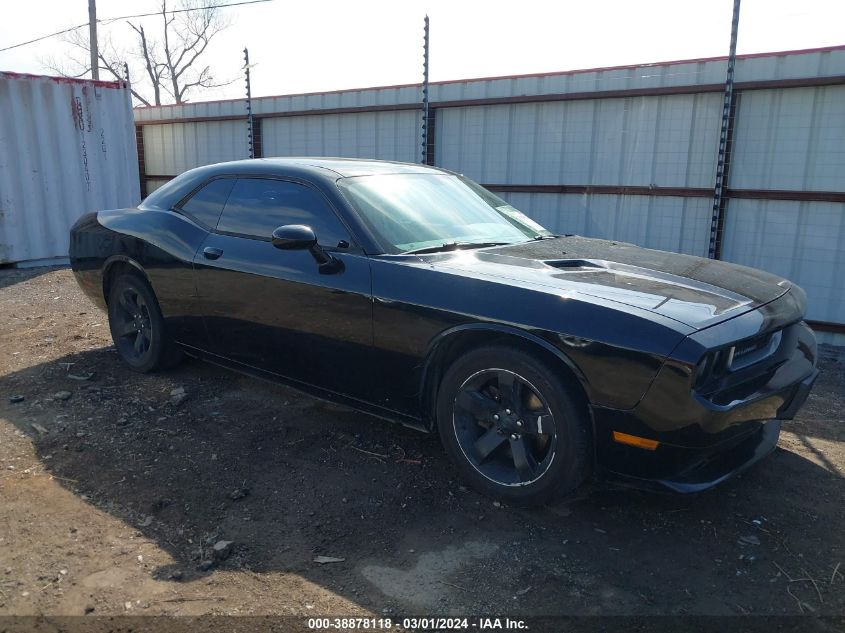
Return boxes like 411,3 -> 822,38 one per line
613,431 -> 660,451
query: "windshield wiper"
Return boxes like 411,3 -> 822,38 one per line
403,241 -> 511,255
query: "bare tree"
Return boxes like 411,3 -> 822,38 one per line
45,30 -> 153,105
44,0 -> 233,106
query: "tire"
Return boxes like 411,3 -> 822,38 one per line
107,272 -> 183,373
436,345 -> 590,506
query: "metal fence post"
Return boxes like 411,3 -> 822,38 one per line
708,0 -> 742,259
421,15 -> 430,165
244,47 -> 255,159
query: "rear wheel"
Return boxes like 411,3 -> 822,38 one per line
436,346 -> 590,506
107,273 -> 182,373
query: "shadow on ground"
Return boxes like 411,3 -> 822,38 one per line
1,345 -> 844,617
0,266 -> 57,291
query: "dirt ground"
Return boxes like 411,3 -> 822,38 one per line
0,266 -> 844,622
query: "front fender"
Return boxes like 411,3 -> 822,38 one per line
423,322 -> 588,387
419,323 -> 595,430
417,321 -> 671,430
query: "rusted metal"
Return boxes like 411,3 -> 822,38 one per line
727,189 -> 845,203
484,184 -> 845,204
807,321 -> 845,334
135,179 -> 845,204
485,184 -> 713,198
134,103 -> 421,126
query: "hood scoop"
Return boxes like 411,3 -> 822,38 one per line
543,259 -> 603,270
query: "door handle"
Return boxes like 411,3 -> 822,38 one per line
203,247 -> 223,260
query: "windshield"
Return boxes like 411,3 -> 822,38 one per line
337,173 -> 552,254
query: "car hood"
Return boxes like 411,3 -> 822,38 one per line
426,236 -> 793,330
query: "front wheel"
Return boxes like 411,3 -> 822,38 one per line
107,273 -> 182,373
436,346 -> 590,506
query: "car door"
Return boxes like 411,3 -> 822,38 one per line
192,176 -> 374,401
162,176 -> 236,348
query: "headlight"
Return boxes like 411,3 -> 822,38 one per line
726,330 -> 783,372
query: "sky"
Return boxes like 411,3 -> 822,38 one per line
0,0 -> 843,106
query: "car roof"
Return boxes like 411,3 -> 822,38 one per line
213,157 -> 448,178
140,157 -> 454,212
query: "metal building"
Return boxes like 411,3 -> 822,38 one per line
133,45 -> 845,344
0,72 -> 139,266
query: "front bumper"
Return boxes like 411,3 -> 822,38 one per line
603,419 -> 783,494
592,321 -> 818,493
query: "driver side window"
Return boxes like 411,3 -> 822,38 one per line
216,178 -> 350,248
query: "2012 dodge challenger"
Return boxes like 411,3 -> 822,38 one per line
70,158 -> 819,506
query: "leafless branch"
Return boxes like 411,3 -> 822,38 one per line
41,0 -> 234,106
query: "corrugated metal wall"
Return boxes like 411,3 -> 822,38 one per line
730,86 -> 845,191
142,120 -> 247,176
132,46 -> 845,342
141,110 -> 419,193
433,94 -> 722,257
0,72 -> 139,264
436,94 -> 722,188
262,111 -> 419,163
497,192 -> 715,257
720,83 -> 845,338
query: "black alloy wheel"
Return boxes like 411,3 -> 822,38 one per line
453,368 -> 556,486
107,273 -> 182,373
437,346 -> 590,506
113,286 -> 153,363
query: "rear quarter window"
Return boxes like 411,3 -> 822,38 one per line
179,178 -> 236,228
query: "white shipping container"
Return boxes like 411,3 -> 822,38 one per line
0,72 -> 140,264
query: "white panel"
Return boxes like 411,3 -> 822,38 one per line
735,48 -> 845,83
731,86 -> 845,191
560,100 -> 597,184
590,99 -> 627,184
435,93 -> 720,188
142,120 -> 248,174
721,199 -> 845,324
261,110 -> 418,162
494,192 -> 712,257
0,73 -> 139,264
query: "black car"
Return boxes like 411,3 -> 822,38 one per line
69,158 -> 818,506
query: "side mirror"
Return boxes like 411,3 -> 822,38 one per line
271,224 -> 317,250
270,224 -> 344,274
